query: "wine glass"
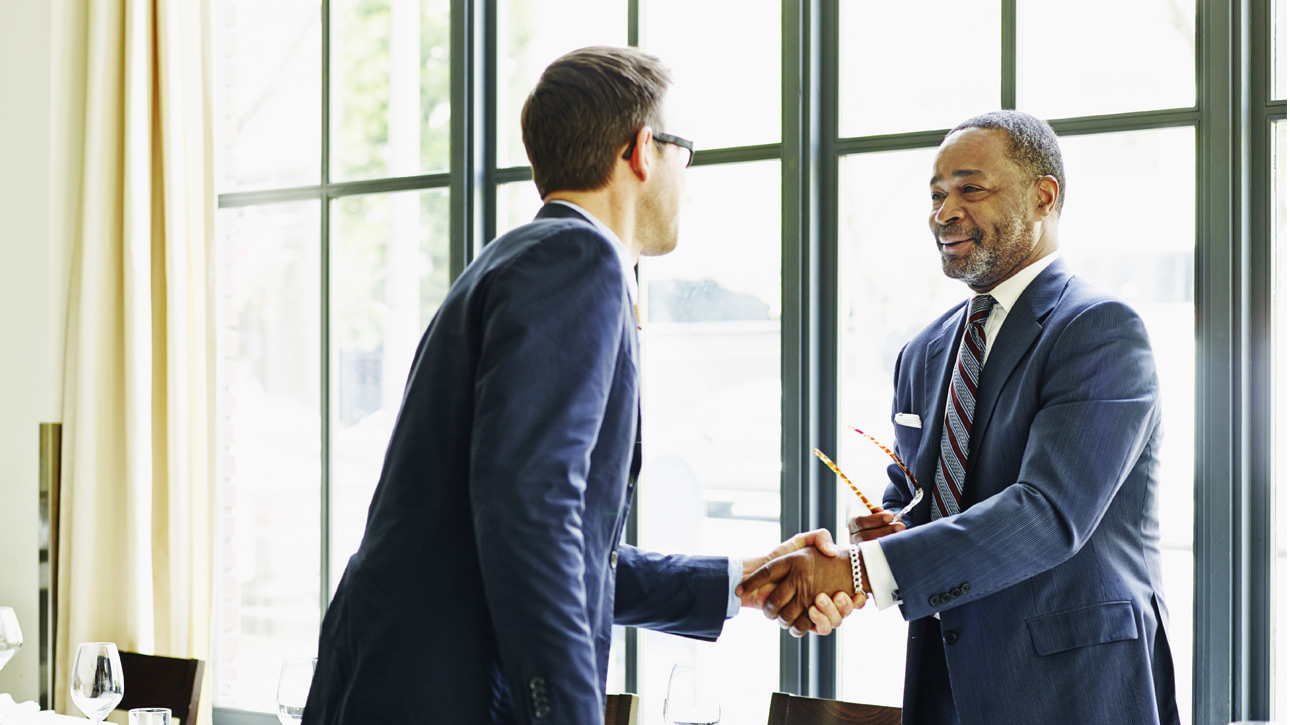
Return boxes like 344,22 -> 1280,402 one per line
663,661 -> 721,725
276,657 -> 317,724
70,642 -> 124,722
0,607 -> 22,672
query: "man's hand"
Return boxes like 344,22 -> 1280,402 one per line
848,510 -> 905,544
739,546 -> 859,631
735,529 -> 863,637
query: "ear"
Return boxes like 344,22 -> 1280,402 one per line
1034,175 -> 1060,218
624,126 -> 655,182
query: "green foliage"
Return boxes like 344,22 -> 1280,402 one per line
331,0 -> 452,353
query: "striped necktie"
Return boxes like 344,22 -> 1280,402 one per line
932,294 -> 996,519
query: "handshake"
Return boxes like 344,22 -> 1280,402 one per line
735,511 -> 906,637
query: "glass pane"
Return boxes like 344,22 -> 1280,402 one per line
496,0 -> 627,168
836,146 -> 960,708
1273,118 -> 1287,721
636,160 -> 781,725
641,0 -> 780,149
329,189 -> 452,591
839,1 -> 1000,138
331,0 -> 452,181
497,179 -> 544,237
212,0 -> 321,192
836,128 -> 1196,720
1060,126 -> 1195,725
214,200 -> 321,712
1019,0 -> 1195,119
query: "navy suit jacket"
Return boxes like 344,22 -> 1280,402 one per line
878,260 -> 1179,725
303,203 -> 728,725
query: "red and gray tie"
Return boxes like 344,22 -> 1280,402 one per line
932,294 -> 996,520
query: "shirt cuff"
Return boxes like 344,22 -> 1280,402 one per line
726,557 -> 742,618
858,539 -> 902,610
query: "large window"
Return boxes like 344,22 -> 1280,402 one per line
213,0 -> 451,714
212,1 -> 1284,723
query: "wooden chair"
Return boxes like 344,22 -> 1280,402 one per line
113,651 -> 205,725
766,691 -> 901,725
604,693 -> 640,725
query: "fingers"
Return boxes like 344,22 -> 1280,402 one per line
807,590 -> 860,635
738,581 -> 776,609
738,556 -> 791,604
815,592 -> 844,631
802,528 -> 838,557
790,611 -> 813,638
763,574 -> 801,622
848,511 -> 906,544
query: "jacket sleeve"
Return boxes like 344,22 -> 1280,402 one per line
468,227 -> 625,725
880,300 -> 1160,621
612,544 -> 729,640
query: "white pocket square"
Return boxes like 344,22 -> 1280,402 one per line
894,413 -> 922,428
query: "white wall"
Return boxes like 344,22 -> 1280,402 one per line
0,0 -> 79,703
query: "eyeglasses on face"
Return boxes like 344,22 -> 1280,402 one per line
621,131 -> 695,168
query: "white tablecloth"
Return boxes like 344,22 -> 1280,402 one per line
0,695 -> 88,724
0,714 -> 87,724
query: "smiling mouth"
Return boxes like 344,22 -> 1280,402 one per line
938,236 -> 975,251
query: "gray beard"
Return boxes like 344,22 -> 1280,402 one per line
939,209 -> 1033,289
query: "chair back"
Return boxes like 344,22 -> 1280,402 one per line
766,691 -> 901,725
604,692 -> 640,725
114,651 -> 205,725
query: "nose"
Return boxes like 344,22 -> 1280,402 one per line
932,196 -> 963,228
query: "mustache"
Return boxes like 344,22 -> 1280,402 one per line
936,223 -> 982,244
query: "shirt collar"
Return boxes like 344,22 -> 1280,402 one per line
548,199 -> 637,306
974,252 -> 1059,314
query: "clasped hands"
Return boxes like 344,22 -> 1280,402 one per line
736,511 -> 905,637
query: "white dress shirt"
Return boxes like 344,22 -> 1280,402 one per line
861,253 -> 1060,610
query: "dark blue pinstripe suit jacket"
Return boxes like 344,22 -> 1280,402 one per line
879,259 -> 1179,725
303,203 -> 728,725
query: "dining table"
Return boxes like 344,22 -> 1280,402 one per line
0,694 -> 91,724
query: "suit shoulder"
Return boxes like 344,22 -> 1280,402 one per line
491,217 -> 618,264
1056,275 -> 1143,323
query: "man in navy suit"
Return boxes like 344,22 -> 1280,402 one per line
743,111 -> 1179,724
303,46 -> 859,725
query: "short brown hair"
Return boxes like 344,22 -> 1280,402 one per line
521,46 -> 672,198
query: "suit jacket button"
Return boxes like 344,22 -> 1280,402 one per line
943,630 -> 958,645
928,594 -> 941,607
961,582 -> 970,593
610,550 -> 619,568
949,587 -> 961,598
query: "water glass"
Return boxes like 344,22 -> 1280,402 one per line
70,642 -> 124,722
276,657 -> 317,724
0,607 -> 22,672
129,708 -> 171,725
663,661 -> 721,725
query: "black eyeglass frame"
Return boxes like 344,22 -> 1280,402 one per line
621,131 -> 695,167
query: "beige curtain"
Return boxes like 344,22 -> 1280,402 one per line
56,0 -> 214,723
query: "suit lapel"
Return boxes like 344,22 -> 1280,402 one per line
911,310 -> 966,524
963,260 -> 1073,484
